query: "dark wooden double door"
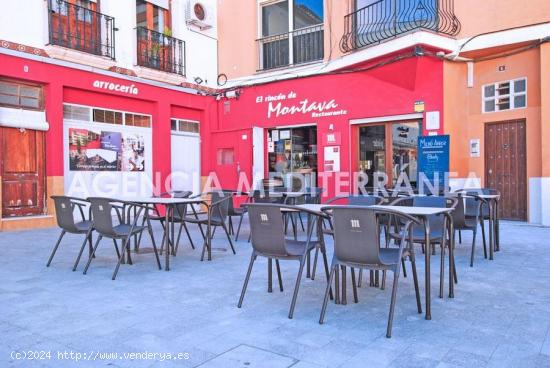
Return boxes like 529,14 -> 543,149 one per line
485,120 -> 527,220
1,127 -> 46,217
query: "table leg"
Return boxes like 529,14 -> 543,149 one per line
448,213 -> 455,298
489,200 -> 494,261
165,205 -> 171,271
268,258 -> 273,293
423,217 -> 431,320
341,265 -> 347,305
439,215 -> 447,299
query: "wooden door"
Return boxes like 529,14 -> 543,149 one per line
485,120 -> 527,220
0,127 -> 46,217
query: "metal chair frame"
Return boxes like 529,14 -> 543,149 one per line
47,196 -> 94,271
319,206 -> 422,338
83,197 -> 161,280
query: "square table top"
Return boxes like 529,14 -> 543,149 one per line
111,197 -> 204,205
369,205 -> 453,216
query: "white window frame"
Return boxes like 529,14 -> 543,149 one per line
170,118 -> 200,136
63,103 -> 153,128
257,0 -> 323,69
482,77 -> 527,113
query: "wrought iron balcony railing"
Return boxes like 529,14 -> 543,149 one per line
257,24 -> 324,71
48,0 -> 115,59
136,27 -> 185,76
340,0 -> 461,52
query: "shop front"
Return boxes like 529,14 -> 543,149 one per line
210,53 -> 445,198
352,118 -> 421,190
267,125 -> 318,190
0,51 -> 207,231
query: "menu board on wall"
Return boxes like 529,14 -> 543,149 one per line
417,135 -> 449,190
324,146 -> 341,172
68,128 -> 146,171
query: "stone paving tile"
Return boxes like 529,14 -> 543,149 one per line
1,220 -> 550,367
196,344 -> 297,368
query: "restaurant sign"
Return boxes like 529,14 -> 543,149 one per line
92,80 -> 139,95
256,91 -> 347,119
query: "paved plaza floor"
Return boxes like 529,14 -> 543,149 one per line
1,219 -> 550,367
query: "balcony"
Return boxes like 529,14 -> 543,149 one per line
48,0 -> 115,59
257,24 -> 324,71
136,27 -> 186,76
340,0 -> 461,52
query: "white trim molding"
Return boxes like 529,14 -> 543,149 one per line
0,107 -> 49,131
349,113 -> 423,125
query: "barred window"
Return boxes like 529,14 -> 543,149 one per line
483,78 -> 527,113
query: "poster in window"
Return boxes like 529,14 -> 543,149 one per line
68,128 -> 145,171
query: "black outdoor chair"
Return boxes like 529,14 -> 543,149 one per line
319,206 -> 422,338
47,196 -> 94,271
246,190 -> 287,242
179,191 -> 235,261
387,195 -> 458,296
238,203 -> 332,319
221,189 -> 248,241
83,197 -> 161,280
464,188 -> 501,253
451,193 -> 483,266
315,194 -> 386,287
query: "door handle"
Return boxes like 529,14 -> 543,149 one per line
236,162 -> 241,176
488,169 -> 493,175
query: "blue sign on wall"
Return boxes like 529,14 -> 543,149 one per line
417,135 -> 450,193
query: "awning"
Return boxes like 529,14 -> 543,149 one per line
0,107 -> 49,131
147,0 -> 169,10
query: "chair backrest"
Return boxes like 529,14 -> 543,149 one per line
251,189 -> 284,204
464,189 -> 496,217
331,207 -> 383,265
248,204 -> 288,257
450,194 -> 467,227
348,195 -> 383,206
173,190 -> 192,216
413,196 -> 447,230
52,196 -> 78,232
89,197 -> 117,236
210,191 -> 230,222
221,189 -> 244,215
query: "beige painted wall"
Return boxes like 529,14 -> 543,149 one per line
454,0 -> 550,38
443,47 -> 544,221
218,0 -> 550,80
217,0 -> 352,80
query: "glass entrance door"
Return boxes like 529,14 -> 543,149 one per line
358,125 -> 386,188
268,126 -> 317,190
392,122 -> 419,187
357,121 -> 421,191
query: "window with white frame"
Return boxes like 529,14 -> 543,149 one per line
259,0 -> 324,70
482,78 -> 527,113
171,119 -> 199,134
63,104 -> 152,128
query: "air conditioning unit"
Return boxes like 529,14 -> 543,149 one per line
186,1 -> 213,30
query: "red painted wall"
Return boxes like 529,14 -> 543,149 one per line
210,54 -> 444,197
0,53 -> 209,186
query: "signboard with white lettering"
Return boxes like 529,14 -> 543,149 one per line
255,91 -> 347,119
417,135 -> 449,190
